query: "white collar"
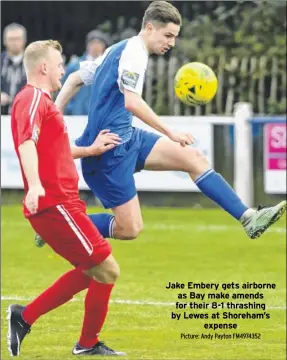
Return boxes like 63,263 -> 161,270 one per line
137,35 -> 149,56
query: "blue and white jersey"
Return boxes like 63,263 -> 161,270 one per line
76,36 -> 149,149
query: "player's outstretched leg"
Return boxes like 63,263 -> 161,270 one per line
7,304 -> 31,356
145,138 -> 287,239
240,201 -> 286,239
194,170 -> 287,239
7,268 -> 91,356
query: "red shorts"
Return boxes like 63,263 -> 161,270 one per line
28,200 -> 112,270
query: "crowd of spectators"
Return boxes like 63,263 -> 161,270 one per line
1,23 -> 137,115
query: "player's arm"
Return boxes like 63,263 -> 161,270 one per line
124,89 -> 172,136
120,42 -> 194,147
18,140 -> 42,188
56,59 -> 99,112
71,129 -> 121,159
124,89 -> 194,147
19,141 -> 45,214
15,94 -> 46,213
55,72 -> 83,112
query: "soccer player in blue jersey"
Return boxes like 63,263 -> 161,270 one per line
55,1 -> 286,242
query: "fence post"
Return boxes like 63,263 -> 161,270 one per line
234,102 -> 254,207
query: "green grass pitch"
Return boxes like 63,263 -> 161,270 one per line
1,205 -> 286,360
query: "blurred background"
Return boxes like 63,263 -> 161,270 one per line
1,0 -> 286,206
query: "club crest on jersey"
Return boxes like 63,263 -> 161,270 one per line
121,70 -> 139,88
32,124 -> 40,143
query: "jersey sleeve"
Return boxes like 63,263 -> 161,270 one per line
78,47 -> 112,86
118,40 -> 148,95
79,60 -> 99,86
14,88 -> 46,146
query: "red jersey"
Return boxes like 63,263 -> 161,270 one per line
11,84 -> 79,217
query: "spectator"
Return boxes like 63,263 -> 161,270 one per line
1,23 -> 27,114
62,30 -> 111,115
120,27 -> 137,41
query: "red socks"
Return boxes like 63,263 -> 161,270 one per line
22,268 -> 90,325
22,269 -> 114,349
79,280 -> 114,348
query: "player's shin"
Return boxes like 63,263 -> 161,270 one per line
78,256 -> 119,348
22,268 -> 90,325
78,280 -> 114,348
194,169 -> 248,220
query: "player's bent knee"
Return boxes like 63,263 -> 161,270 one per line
83,255 -> 120,284
115,220 -> 143,240
187,148 -> 210,173
98,262 -> 120,283
192,148 -> 209,164
124,222 -> 143,240
92,262 -> 120,283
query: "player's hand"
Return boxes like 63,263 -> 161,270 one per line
25,184 -> 46,214
168,131 -> 195,147
88,129 -> 121,156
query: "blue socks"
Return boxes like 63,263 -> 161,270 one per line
195,169 -> 248,220
88,170 -> 247,236
88,213 -> 115,238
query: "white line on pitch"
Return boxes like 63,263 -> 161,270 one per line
145,224 -> 286,234
1,296 -> 286,310
1,221 -> 286,234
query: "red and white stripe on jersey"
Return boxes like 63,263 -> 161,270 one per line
11,85 -> 46,147
56,205 -> 94,255
29,88 -> 42,126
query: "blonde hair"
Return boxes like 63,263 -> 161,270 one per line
24,40 -> 62,73
142,1 -> 182,29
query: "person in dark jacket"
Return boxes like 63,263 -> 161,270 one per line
1,23 -> 27,114
62,30 -> 111,115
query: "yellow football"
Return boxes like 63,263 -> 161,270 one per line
174,62 -> 218,106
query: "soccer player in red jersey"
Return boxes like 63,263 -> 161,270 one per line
8,40 -> 125,357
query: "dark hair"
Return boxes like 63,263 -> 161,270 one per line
142,1 -> 182,29
86,30 -> 111,48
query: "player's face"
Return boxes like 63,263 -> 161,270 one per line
147,22 -> 180,55
45,48 -> 65,92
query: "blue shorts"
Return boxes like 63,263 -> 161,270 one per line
82,127 -> 161,209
